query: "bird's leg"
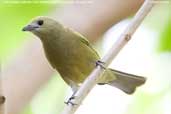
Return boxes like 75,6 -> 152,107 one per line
64,81 -> 79,105
69,91 -> 76,101
65,91 -> 77,106
96,60 -> 106,69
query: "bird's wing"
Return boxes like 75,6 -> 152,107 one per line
79,36 -> 100,58
66,27 -> 100,58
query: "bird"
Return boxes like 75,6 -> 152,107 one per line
22,16 -> 146,103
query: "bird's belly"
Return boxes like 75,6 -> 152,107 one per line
56,55 -> 96,84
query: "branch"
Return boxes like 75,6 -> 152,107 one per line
0,65 -> 5,114
61,0 -> 154,114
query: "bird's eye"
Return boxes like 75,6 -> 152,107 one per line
37,20 -> 44,26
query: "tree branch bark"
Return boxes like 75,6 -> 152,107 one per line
61,0 -> 154,114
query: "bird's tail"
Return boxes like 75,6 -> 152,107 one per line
98,69 -> 146,94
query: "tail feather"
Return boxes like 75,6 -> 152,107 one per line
100,69 -> 146,94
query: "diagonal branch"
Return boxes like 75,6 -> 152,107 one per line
61,0 -> 154,114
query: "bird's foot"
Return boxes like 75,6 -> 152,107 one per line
96,60 -> 106,69
64,96 -> 77,106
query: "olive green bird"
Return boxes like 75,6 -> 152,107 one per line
22,16 -> 146,96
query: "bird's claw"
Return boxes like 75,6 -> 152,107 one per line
64,96 -> 77,106
96,60 -> 106,69
64,100 -> 77,106
69,96 -> 75,100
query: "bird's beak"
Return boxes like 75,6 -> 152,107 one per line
22,24 -> 39,31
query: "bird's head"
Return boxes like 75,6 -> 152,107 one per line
22,16 -> 63,38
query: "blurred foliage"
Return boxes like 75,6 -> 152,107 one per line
143,4 -> 171,52
144,4 -> 170,31
0,1 -> 68,114
127,88 -> 171,114
30,75 -> 67,114
158,18 -> 171,52
0,1 -> 55,60
126,4 -> 171,114
22,106 -> 33,114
